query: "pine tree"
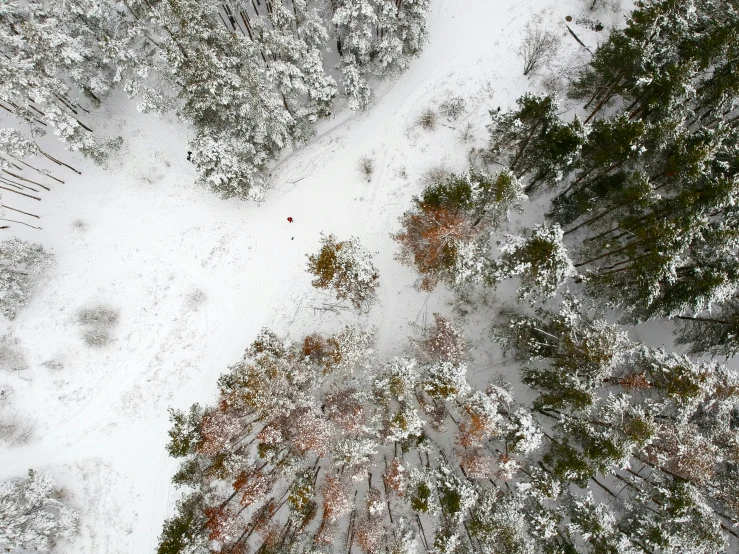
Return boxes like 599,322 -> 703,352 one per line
0,1 -> 123,163
489,224 -> 575,300
306,233 -> 379,310
0,238 -> 53,319
149,0 -> 296,199
493,298 -> 739,551
675,298 -> 739,358
332,0 -> 430,109
0,470 -> 79,552
393,168 -> 525,290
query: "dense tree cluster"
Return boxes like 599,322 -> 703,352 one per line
154,1 -> 739,552
493,297 -> 739,552
0,0 -> 431,198
481,0 -> 739,355
393,168 -> 527,291
158,321 -> 543,554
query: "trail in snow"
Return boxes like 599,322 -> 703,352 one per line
0,0 -> 623,551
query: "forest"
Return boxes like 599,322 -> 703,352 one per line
1,0 -> 738,553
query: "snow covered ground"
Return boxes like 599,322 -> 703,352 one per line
0,0 -> 627,551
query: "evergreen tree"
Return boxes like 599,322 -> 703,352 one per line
159,325 -> 544,554
488,224 -> 575,300
0,238 -> 53,319
306,233 -> 379,310
493,298 -> 739,551
675,298 -> 739,358
332,0 -> 430,109
393,168 -> 526,290
0,0 -> 123,162
0,470 -> 79,552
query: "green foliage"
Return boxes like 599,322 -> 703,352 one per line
166,404 -> 203,458
156,493 -> 205,554
411,480 -> 432,513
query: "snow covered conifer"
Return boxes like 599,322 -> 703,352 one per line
341,54 -> 373,111
150,0 -> 295,199
489,224 -> 574,300
307,233 -> 379,310
0,470 -> 79,552
333,0 -> 430,108
160,325 -> 543,553
417,313 -> 468,365
0,238 -> 53,320
0,2 -> 122,163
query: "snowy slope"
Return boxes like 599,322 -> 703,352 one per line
0,0 -> 626,551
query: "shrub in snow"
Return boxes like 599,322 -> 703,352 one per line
518,22 -> 561,76
0,332 -> 27,371
440,96 -> 466,120
0,238 -> 53,320
77,304 -> 119,348
357,155 -> 375,182
416,108 -> 437,131
419,165 -> 452,188
306,234 -> 379,310
0,470 -> 79,552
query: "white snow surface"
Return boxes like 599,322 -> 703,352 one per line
0,0 -> 628,551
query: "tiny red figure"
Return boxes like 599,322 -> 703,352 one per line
287,217 -> 293,223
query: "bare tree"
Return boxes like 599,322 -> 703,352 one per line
518,23 -> 561,76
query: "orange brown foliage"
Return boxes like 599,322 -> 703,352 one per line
203,504 -> 232,542
620,373 -> 651,390
394,204 -> 474,291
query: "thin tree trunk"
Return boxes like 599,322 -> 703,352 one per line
0,177 -> 39,193
0,185 -> 41,200
0,218 -> 40,229
575,239 -> 643,267
584,77 -> 621,123
4,155 -> 64,183
2,170 -> 51,191
676,315 -> 733,325
40,151 -> 81,174
1,205 -> 39,218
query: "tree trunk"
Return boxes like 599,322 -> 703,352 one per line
0,185 -> 41,200
40,151 -> 81,174
1,205 -> 39,219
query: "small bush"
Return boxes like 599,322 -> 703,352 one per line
71,219 -> 88,231
518,22 -> 561,76
82,327 -> 112,348
357,156 -> 374,182
420,165 -> 452,189
0,333 -> 26,371
457,122 -> 476,144
186,289 -> 207,310
77,304 -> 119,348
78,305 -> 119,328
440,97 -> 466,121
417,109 -> 437,131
